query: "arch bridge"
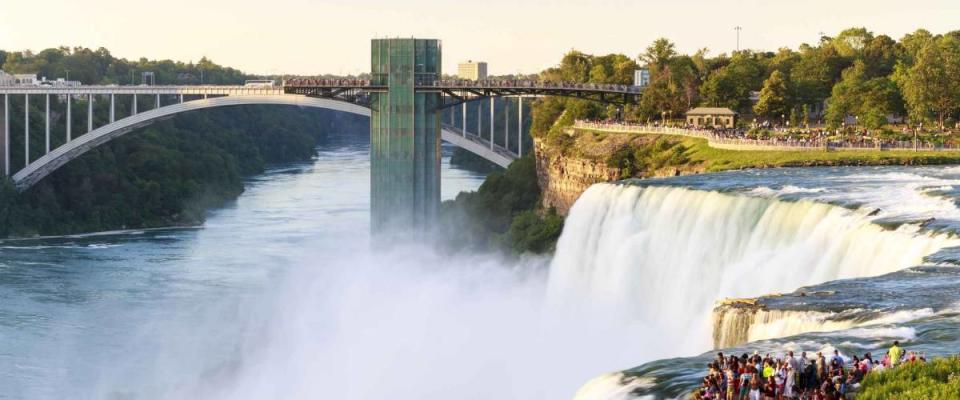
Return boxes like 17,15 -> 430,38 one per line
0,38 -> 642,233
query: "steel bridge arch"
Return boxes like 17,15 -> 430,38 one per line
11,95 -> 515,191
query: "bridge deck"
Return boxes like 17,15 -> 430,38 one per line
0,85 -> 284,95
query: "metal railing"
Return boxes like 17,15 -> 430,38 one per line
284,79 -> 641,94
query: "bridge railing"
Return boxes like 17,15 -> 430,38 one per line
283,79 -> 642,94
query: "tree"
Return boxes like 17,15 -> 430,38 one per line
642,38 -> 677,69
827,61 -> 902,129
700,51 -> 766,112
791,44 -> 847,107
753,70 -> 791,120
898,36 -> 960,129
861,35 -> 899,78
832,27 -> 874,58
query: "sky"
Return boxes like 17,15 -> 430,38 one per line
1,0 -> 959,76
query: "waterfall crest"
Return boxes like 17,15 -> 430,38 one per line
548,183 -> 957,357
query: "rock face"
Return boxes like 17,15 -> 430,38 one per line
534,137 -> 622,215
533,131 -> 706,215
712,299 -> 765,349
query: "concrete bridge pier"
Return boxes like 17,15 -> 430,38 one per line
66,95 -> 72,141
1,94 -> 7,177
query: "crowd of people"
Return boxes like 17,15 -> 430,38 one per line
578,119 -> 959,150
693,341 -> 923,400
282,78 -> 641,93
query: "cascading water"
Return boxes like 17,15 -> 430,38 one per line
549,183 -> 957,364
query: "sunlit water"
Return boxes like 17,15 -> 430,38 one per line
6,130 -> 960,400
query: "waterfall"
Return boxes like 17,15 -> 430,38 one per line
711,307 -> 936,349
548,183 -> 957,360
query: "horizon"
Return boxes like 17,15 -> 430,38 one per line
1,0 -> 958,76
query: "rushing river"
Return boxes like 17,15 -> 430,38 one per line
5,130 -> 960,400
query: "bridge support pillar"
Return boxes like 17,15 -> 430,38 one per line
45,94 -> 50,154
370,38 -> 442,236
156,94 -> 160,109
87,94 -> 94,133
461,102 -> 466,137
24,94 -> 29,166
518,97 -> 524,156
477,102 -> 481,141
1,94 -> 7,176
132,94 -> 137,115
110,94 -> 115,123
504,98 -> 510,150
489,97 -> 495,150
66,95 -> 71,141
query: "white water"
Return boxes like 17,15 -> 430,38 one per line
549,183 -> 958,367
715,308 -> 937,348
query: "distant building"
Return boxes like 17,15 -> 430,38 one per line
0,70 -> 14,86
0,71 -> 79,87
40,78 -> 81,87
634,68 -> 650,87
457,60 -> 488,80
686,107 -> 738,129
13,74 -> 38,86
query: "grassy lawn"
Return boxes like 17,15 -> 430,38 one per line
855,357 -> 960,400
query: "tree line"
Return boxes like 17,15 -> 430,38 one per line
533,28 -> 960,131
1,46 -> 248,85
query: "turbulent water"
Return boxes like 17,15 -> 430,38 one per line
564,168 -> 960,399
5,131 -> 960,400
550,183 -> 956,358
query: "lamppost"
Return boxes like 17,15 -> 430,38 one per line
735,26 -> 742,51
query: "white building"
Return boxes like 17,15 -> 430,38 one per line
13,74 -> 39,86
457,60 -> 488,80
634,68 -> 650,87
0,70 -> 14,86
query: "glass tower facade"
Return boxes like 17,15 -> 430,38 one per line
370,39 -> 442,234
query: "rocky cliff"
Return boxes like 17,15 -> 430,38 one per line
533,130 -> 706,215
534,137 -> 622,215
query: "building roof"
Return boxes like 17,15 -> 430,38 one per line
686,107 -> 738,116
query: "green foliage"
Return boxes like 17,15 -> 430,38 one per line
826,61 -> 902,129
858,357 -> 960,400
497,209 -> 564,254
2,46 -> 247,85
607,137 -> 689,177
439,154 -> 558,254
895,34 -> 960,128
790,44 -> 847,106
699,51 -> 766,112
642,38 -> 677,69
753,70 -> 791,119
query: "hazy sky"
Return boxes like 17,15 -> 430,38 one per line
1,0 -> 958,76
